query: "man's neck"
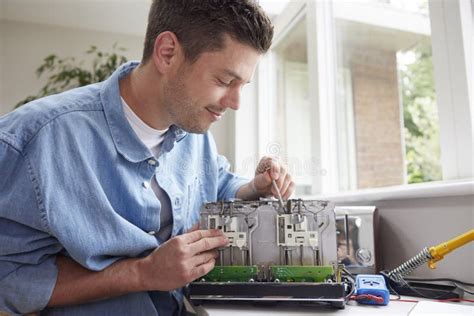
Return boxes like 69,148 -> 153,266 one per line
119,64 -> 171,130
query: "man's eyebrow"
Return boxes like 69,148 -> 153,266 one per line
222,69 -> 251,84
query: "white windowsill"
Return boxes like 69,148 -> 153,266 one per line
304,179 -> 474,203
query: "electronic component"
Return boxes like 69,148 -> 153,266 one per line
208,215 -> 248,250
354,274 -> 389,306
200,266 -> 259,282
189,199 -> 346,309
277,214 -> 320,266
270,265 -> 334,282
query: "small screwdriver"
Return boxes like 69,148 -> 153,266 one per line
267,168 -> 285,212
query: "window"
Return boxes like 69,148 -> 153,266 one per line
333,0 -> 441,189
254,0 -> 473,195
273,17 -> 313,195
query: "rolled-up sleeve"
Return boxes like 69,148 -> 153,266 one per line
0,140 -> 61,314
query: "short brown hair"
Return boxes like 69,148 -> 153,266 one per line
142,0 -> 274,63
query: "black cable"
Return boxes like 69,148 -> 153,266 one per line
342,267 -> 355,279
402,277 -> 474,297
455,283 -> 474,295
341,269 -> 355,302
403,277 -> 474,287
344,276 -> 355,301
379,270 -> 401,300
387,281 -> 401,301
403,281 -> 449,300
381,271 -> 459,300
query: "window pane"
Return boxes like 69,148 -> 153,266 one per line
398,44 -> 442,184
273,17 -> 312,195
334,0 -> 442,190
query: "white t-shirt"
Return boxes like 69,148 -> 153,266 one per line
122,97 -> 173,241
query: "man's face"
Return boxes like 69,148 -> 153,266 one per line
163,37 -> 261,134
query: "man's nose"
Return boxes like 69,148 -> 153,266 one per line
222,87 -> 240,111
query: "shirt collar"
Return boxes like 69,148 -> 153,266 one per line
100,61 -> 187,162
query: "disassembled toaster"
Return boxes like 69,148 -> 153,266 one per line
188,199 -> 347,309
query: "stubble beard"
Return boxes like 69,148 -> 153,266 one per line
163,71 -> 210,134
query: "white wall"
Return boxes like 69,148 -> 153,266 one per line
0,20 -> 143,115
1,0 -> 150,36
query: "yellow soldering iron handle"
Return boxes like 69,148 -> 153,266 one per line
428,229 -> 474,269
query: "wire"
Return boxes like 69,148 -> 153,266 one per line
390,294 -> 402,301
381,270 -> 469,300
381,273 -> 474,303
437,298 -> 474,303
342,269 -> 355,302
392,298 -> 474,304
454,283 -> 474,295
397,280 -> 453,300
351,294 -> 385,304
406,275 -> 474,296
394,299 -> 420,303
380,271 -> 401,300
342,267 -> 355,279
344,276 -> 356,301
396,276 -> 474,298
403,277 -> 474,287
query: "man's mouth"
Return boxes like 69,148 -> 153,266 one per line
206,107 -> 225,121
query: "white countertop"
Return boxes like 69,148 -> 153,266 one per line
193,298 -> 474,316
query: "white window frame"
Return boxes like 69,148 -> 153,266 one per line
256,1 -> 306,160
305,0 -> 340,194
429,0 -> 473,180
242,0 -> 473,195
260,0 -> 340,194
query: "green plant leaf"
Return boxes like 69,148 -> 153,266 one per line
15,45 -> 128,108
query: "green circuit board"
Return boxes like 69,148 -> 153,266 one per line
270,265 -> 334,282
201,265 -> 259,282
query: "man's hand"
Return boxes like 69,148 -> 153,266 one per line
138,229 -> 228,291
236,156 -> 295,200
48,229 -> 227,307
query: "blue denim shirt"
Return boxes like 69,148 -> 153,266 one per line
0,61 -> 248,315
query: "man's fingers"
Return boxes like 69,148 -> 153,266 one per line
253,156 -> 295,200
269,160 -> 281,181
255,156 -> 273,174
192,257 -> 216,280
181,229 -> 223,244
189,235 -> 229,255
256,156 -> 281,180
191,250 -> 219,267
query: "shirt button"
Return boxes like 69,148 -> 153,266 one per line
142,181 -> 150,189
174,197 -> 181,207
147,159 -> 157,166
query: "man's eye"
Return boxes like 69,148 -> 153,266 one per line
218,79 -> 231,87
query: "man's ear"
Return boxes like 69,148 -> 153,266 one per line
151,31 -> 183,74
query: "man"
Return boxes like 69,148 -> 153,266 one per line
0,0 -> 294,315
